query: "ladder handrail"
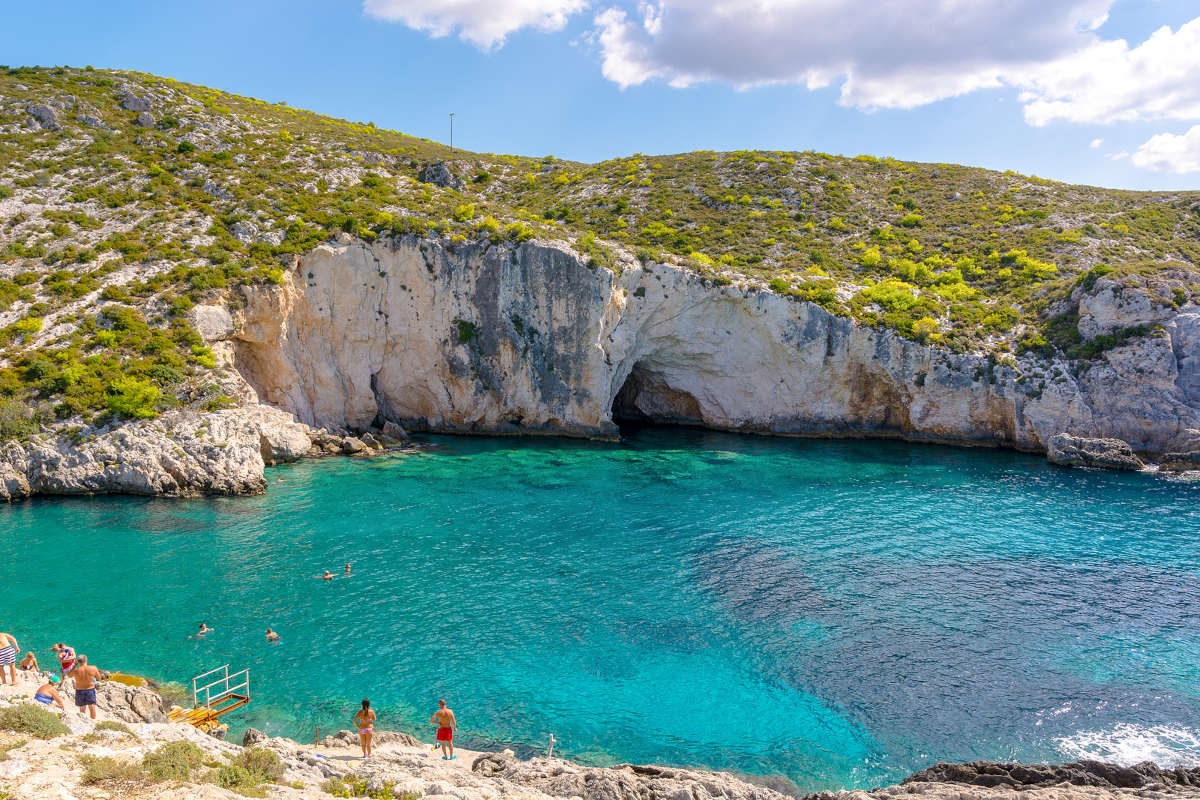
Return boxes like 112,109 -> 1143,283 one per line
191,665 -> 250,709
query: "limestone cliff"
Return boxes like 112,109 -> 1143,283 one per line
4,232 -> 1199,500
228,234 -> 1200,455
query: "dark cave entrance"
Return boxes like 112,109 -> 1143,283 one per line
611,363 -> 704,433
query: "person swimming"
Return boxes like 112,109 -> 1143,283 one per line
321,570 -> 334,581
197,622 -> 213,636
354,698 -> 376,758
265,628 -> 280,642
344,563 -> 352,575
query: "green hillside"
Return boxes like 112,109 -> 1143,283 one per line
1,65 -> 1198,437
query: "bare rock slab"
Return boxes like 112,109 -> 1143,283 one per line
1047,434 -> 1144,471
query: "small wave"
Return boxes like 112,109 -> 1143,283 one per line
1056,723 -> 1200,768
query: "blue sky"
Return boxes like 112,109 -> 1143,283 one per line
2,0 -> 1199,191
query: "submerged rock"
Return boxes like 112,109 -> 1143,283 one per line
1047,434 -> 1144,471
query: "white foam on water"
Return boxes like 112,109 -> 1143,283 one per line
1056,724 -> 1200,768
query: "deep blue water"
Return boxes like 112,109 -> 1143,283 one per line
2,427 -> 1200,792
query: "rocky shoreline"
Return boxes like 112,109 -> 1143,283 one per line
3,234 -> 1200,501
2,669 -> 1199,800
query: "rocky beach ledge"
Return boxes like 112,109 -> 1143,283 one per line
2,671 -> 1199,800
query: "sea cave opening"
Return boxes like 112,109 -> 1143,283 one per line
611,363 -> 704,434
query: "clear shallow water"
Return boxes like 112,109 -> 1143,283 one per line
3,428 -> 1200,791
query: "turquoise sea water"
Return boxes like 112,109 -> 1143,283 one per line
3,427 -> 1200,791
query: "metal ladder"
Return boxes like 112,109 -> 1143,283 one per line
167,664 -> 251,731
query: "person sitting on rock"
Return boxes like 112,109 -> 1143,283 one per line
19,651 -> 39,673
33,675 -> 65,710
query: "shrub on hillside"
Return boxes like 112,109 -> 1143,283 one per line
105,376 -> 161,420
79,755 -> 146,785
143,740 -> 203,780
0,704 -> 70,738
230,747 -> 284,783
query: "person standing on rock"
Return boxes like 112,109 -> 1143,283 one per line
0,631 -> 18,684
51,643 -> 76,678
430,699 -> 457,760
354,698 -> 376,758
70,654 -> 101,719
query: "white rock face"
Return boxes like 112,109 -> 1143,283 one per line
231,236 -> 1200,456
0,404 -> 314,501
1076,277 -> 1176,339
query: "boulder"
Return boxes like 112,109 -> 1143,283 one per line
1159,451 -> 1200,471
25,103 -> 60,131
202,179 -> 230,199
60,681 -> 169,723
382,421 -> 408,441
75,113 -> 109,130
1046,434 -> 1144,471
242,727 -> 268,746
342,436 -> 365,454
418,160 -> 463,189
360,432 -> 381,450
134,111 -> 155,127
188,304 -> 236,341
118,86 -> 152,112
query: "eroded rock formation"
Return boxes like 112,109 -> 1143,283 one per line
4,234 -> 1199,500
230,235 -> 1200,456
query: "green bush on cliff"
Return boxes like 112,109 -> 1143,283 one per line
105,376 -> 162,420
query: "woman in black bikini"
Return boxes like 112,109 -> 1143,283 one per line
354,698 -> 376,757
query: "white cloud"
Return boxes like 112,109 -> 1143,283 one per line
1090,138 -> 1103,148
1130,125 -> 1200,173
1019,18 -> 1200,125
590,0 -> 1115,109
364,1 -> 1200,160
363,0 -> 588,49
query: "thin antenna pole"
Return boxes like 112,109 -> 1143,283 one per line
449,112 -> 455,156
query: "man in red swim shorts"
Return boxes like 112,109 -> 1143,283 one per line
429,699 -> 457,760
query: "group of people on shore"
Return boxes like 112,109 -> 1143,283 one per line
0,631 -> 103,718
354,697 -> 458,761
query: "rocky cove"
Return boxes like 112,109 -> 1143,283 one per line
3,233 -> 1200,500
